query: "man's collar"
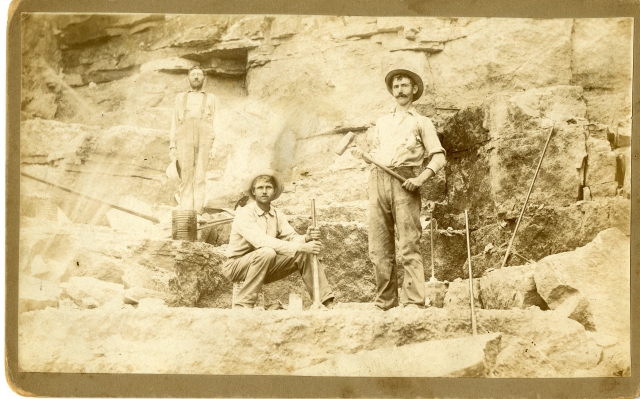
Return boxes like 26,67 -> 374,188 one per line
188,89 -> 205,93
252,201 -> 275,217
393,105 -> 418,116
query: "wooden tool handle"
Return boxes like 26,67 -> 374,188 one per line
361,154 -> 407,183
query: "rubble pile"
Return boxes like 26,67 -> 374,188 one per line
19,211 -> 630,377
18,15 -> 631,378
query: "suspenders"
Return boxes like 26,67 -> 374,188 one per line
180,92 -> 209,123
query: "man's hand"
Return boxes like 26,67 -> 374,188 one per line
402,177 -> 424,191
305,226 -> 321,242
350,148 -> 371,164
169,148 -> 177,161
299,241 -> 323,255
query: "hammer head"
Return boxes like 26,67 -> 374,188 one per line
334,131 -> 356,156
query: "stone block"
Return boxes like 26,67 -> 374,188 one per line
19,275 -> 62,312
490,335 -> 558,377
533,262 -> 579,309
615,122 -> 631,148
19,306 -> 602,376
63,73 -> 84,87
553,293 -> 596,331
294,333 -> 502,377
424,280 -> 447,308
443,279 -> 481,309
480,265 -> 548,310
586,138 -> 616,187
63,276 -> 125,308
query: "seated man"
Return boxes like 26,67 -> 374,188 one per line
222,170 -> 335,309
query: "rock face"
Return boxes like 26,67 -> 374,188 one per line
20,15 -> 631,281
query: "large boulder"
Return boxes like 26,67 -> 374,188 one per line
477,308 -> 601,374
533,228 -> 630,340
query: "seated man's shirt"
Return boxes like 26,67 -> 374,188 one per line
226,201 -> 306,259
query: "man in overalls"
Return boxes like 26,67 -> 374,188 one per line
169,66 -> 216,216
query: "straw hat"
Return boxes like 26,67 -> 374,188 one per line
166,160 -> 181,180
245,169 -> 284,201
384,68 -> 424,101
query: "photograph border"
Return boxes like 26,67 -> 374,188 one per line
6,0 -> 640,397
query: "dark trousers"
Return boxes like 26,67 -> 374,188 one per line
222,248 -> 334,308
368,167 -> 425,310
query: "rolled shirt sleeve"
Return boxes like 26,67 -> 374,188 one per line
419,116 -> 446,159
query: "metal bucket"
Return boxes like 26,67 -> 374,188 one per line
172,210 -> 197,241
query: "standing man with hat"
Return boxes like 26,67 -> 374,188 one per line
169,65 -> 216,217
222,170 -> 336,309
351,67 -> 446,311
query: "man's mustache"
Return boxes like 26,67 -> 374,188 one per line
395,93 -> 409,98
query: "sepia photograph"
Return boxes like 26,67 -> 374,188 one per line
7,1 -> 638,397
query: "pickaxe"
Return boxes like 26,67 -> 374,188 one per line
334,131 -> 407,184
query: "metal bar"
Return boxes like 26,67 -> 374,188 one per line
511,250 -> 534,264
465,210 -> 477,336
21,171 -> 160,224
196,217 -> 234,231
311,199 -> 322,309
430,209 -> 435,281
501,122 -> 555,268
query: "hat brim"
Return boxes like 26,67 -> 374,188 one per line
385,69 -> 424,101
245,170 -> 284,201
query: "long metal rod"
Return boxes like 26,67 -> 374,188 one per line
311,199 -> 322,308
196,217 -> 234,231
430,209 -> 435,281
501,122 -> 555,268
21,171 -> 160,223
465,210 -> 477,336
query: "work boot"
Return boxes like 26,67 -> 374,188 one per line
322,297 -> 336,309
404,303 -> 424,310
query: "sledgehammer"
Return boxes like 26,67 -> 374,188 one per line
334,131 -> 407,183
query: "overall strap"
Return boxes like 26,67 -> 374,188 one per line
198,93 -> 208,120
181,92 -> 189,122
